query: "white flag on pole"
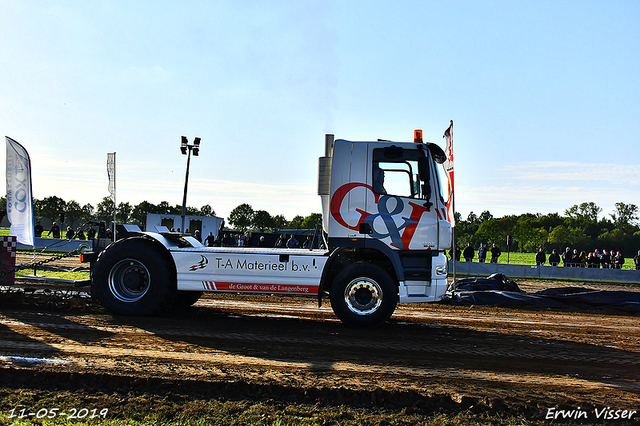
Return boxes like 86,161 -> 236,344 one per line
6,137 -> 35,246
107,152 -> 116,202
107,152 -> 116,235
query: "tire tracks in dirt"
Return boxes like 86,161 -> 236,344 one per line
1,294 -> 639,417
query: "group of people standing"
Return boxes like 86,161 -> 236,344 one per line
454,241 -> 635,270
201,232 -> 313,249
34,221 -> 103,241
548,247 -> 627,269
456,242 -> 502,263
202,232 -> 249,247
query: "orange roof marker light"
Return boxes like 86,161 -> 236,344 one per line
414,129 -> 423,143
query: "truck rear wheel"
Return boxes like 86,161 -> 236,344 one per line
93,238 -> 176,316
330,263 -> 397,328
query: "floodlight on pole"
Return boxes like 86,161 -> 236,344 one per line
180,136 -> 188,155
193,137 -> 201,156
180,136 -> 201,236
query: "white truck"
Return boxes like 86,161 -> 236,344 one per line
88,131 -> 452,327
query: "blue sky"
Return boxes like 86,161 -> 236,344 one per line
1,1 -> 639,223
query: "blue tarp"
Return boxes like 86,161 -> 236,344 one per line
443,273 -> 640,314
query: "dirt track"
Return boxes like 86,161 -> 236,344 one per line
1,281 -> 639,422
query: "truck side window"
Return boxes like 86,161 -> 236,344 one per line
373,149 -> 424,199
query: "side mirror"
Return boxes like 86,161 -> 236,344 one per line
426,143 -> 446,164
418,156 -> 430,181
418,156 -> 432,208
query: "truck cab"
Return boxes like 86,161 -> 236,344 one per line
317,133 -> 451,316
88,130 -> 453,328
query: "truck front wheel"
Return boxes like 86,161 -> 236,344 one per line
330,263 -> 397,328
93,238 -> 176,316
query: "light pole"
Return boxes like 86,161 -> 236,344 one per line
180,136 -> 201,236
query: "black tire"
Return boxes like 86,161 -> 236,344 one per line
93,237 -> 176,316
329,262 -> 397,328
173,291 -> 203,310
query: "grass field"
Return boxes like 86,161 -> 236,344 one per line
0,388 -> 558,426
14,267 -> 89,282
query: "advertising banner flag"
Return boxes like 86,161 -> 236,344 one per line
443,120 -> 455,226
107,152 -> 116,202
107,152 -> 116,235
6,137 -> 35,246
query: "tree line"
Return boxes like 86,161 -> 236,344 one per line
455,202 -> 640,255
226,203 -> 322,232
0,196 -> 321,233
3,195 -> 638,254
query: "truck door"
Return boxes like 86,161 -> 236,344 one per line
365,145 -> 439,251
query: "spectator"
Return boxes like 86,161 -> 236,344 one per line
548,249 -> 560,266
490,243 -> 501,263
450,245 -> 461,261
48,222 -> 61,239
477,243 -> 487,263
570,249 -> 582,267
76,227 -> 86,240
275,234 -> 286,248
586,252 -> 599,268
65,226 -> 75,240
303,236 -> 313,249
204,232 -> 215,247
578,251 -> 587,267
257,236 -> 267,247
535,248 -> 546,266
98,223 -> 107,238
613,251 -> 625,269
634,250 -> 640,270
600,250 -> 611,269
561,247 -> 572,267
193,229 -> 202,243
462,242 -> 474,262
34,221 -> 44,238
287,234 -> 300,248
87,225 -> 96,240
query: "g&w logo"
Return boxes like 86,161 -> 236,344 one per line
330,182 -> 440,250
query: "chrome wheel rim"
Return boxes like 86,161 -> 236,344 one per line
108,259 -> 151,303
344,277 -> 383,315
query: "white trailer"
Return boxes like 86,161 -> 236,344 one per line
87,131 -> 452,327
